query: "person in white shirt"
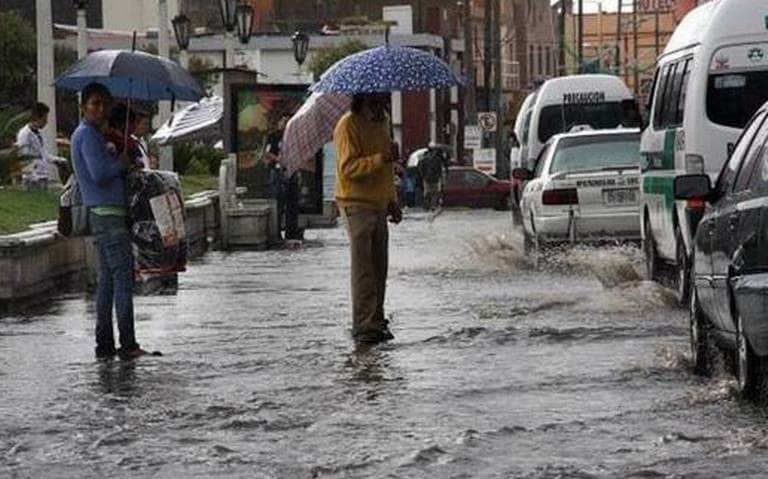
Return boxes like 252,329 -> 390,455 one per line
15,102 -> 66,190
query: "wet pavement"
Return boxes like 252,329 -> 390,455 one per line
3,209 -> 768,478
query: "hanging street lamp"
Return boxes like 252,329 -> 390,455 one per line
291,30 -> 309,66
236,3 -> 254,44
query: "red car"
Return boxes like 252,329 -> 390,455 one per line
443,167 -> 511,210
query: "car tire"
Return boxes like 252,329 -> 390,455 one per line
690,287 -> 715,377
736,312 -> 768,400
674,226 -> 691,308
644,218 -> 662,282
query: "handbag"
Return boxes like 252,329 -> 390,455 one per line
57,175 -> 90,237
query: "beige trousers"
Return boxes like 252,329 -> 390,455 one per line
343,206 -> 389,337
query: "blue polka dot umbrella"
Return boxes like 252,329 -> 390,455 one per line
310,45 -> 464,94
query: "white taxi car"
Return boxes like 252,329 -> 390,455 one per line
515,128 -> 642,251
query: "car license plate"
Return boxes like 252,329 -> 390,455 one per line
602,188 -> 637,205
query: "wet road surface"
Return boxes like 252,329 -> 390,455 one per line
3,209 -> 768,478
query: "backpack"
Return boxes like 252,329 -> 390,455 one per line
57,175 -> 90,237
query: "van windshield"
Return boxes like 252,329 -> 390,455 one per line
537,101 -> 641,144
707,71 -> 768,128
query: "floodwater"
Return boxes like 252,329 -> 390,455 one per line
3,209 -> 768,478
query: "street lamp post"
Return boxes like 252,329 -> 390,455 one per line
218,0 -> 238,67
291,31 -> 310,67
73,0 -> 88,59
236,3 -> 254,45
172,13 -> 191,69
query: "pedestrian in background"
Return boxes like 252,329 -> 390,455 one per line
70,83 -> 149,360
334,93 -> 402,345
15,102 -> 66,190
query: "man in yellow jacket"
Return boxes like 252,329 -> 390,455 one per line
334,93 -> 402,344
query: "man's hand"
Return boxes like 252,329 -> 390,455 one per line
387,201 -> 402,224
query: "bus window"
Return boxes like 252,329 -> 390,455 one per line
662,61 -> 684,127
707,71 -> 768,129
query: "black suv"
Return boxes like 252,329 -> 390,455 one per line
675,102 -> 768,399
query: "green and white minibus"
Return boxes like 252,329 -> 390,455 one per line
640,0 -> 768,305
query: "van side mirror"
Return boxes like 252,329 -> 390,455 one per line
674,174 -> 712,201
512,168 -> 533,181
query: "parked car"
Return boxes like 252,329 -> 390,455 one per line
675,101 -> 768,398
514,128 -> 642,253
443,166 -> 510,210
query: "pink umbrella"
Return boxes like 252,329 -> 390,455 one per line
279,92 -> 351,177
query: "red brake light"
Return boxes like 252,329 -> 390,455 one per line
686,198 -> 705,212
542,188 -> 578,205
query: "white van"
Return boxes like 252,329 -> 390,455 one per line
509,92 -> 536,173
639,0 -> 768,306
524,74 -> 640,170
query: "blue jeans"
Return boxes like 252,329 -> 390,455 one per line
90,212 -> 138,355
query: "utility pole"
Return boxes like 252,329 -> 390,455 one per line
492,0 -> 503,175
158,0 -> 174,171
484,0 -> 492,113
463,0 -> 477,124
558,0 -> 566,75
654,3 -> 660,57
598,2 -> 604,70
633,0 -> 639,96
616,0 -> 623,76
36,0 -> 57,164
76,3 -> 87,59
577,0 -> 583,72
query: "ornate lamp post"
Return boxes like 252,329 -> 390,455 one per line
72,0 -> 88,59
172,13 -> 191,68
218,0 -> 238,66
291,31 -> 309,67
236,3 -> 254,45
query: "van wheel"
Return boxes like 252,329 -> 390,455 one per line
643,220 -> 662,282
690,287 -> 715,377
736,313 -> 768,400
674,226 -> 691,307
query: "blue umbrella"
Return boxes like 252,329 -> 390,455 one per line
55,50 -> 205,102
310,46 -> 464,94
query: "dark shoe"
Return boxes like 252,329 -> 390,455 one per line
118,346 -> 148,359
95,346 -> 117,360
353,325 -> 394,345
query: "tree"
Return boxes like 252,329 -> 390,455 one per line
307,39 -> 368,80
188,55 -> 219,94
0,11 -> 36,110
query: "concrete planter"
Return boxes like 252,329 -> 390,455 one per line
0,191 -> 220,310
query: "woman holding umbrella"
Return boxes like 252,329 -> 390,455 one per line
71,83 -> 148,359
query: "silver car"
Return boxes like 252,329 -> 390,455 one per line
515,128 -> 642,252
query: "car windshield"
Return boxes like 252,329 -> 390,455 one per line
537,101 -> 640,144
707,71 -> 768,128
549,134 -> 641,175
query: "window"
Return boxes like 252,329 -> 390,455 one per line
528,45 -> 534,79
549,134 -> 641,175
661,61 -> 684,127
707,71 -> 768,128
676,59 -> 692,125
652,63 -> 672,129
533,144 -> 550,177
716,112 -> 767,194
734,120 -> 768,192
538,102 -> 634,144
521,110 -> 533,144
545,47 -> 551,76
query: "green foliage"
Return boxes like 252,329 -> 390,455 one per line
0,107 -> 32,185
173,142 -> 226,176
188,55 -> 219,93
55,46 -> 81,137
180,174 -> 218,197
307,39 -> 368,79
0,11 -> 36,109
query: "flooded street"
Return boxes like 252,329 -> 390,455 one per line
4,209 -> 768,478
